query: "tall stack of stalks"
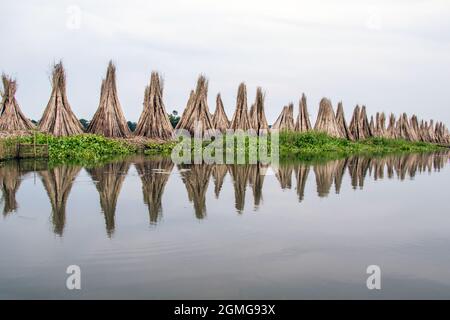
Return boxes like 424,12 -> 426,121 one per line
230,83 -> 252,131
397,113 -> 419,141
349,105 -> 372,140
39,62 -> 84,136
273,103 -> 295,131
410,115 -> 422,142
386,114 -> 398,139
88,62 -> 131,138
135,72 -> 173,140
374,112 -> 386,137
335,101 -> 354,140
249,87 -> 269,134
295,93 -> 312,133
175,75 -> 214,135
212,93 -> 230,133
314,98 -> 343,138
0,75 -> 34,131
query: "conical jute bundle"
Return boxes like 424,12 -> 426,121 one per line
212,93 -> 230,132
386,113 -> 398,139
273,103 -> 295,131
349,105 -> 372,140
230,83 -> 252,131
175,75 -> 214,135
0,75 -> 34,131
135,72 -> 173,140
419,120 -> 428,142
39,62 -> 84,136
314,98 -> 343,138
369,116 -> 375,135
410,115 -> 422,142
175,89 -> 195,130
335,101 -> 354,140
295,93 -> 312,132
397,113 -> 419,141
435,122 -> 449,144
249,87 -> 269,134
374,112 -> 387,137
87,61 -> 131,138
427,120 -> 437,143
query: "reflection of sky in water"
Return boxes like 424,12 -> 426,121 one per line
0,152 -> 449,299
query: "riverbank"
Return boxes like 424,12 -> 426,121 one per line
0,131 -> 446,164
145,131 -> 445,160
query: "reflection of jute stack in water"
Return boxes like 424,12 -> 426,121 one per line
334,158 -> 348,194
0,161 -> 22,215
179,164 -> 212,219
248,163 -> 267,207
87,62 -> 131,138
228,164 -> 250,213
135,72 -> 173,140
135,157 -> 173,224
39,62 -> 84,136
348,156 -> 371,189
294,163 -> 310,202
372,158 -> 386,181
40,165 -> 81,236
275,164 -> 294,189
87,161 -> 130,237
0,75 -> 35,131
211,164 -> 228,199
314,160 -> 338,197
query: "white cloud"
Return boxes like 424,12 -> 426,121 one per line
0,0 -> 449,125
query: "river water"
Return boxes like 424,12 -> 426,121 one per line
0,152 -> 449,299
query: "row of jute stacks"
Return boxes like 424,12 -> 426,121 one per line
1,61 -> 449,144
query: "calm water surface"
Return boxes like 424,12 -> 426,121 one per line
0,152 -> 449,299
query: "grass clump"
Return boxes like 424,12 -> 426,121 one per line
18,133 -> 136,164
279,131 -> 442,158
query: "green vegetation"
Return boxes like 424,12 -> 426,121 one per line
278,131 -> 442,160
15,133 -> 136,164
0,131 -> 444,165
145,131 -> 444,161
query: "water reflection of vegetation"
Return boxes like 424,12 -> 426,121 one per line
0,152 -> 448,236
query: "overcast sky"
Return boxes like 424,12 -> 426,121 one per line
1,0 -> 450,125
